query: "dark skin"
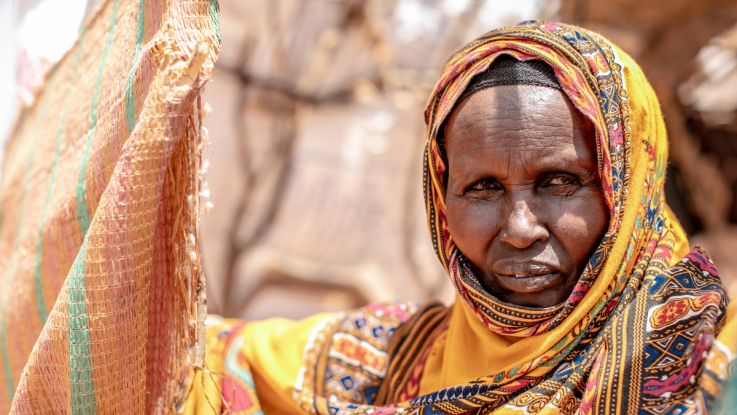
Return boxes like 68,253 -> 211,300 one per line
444,85 -> 609,308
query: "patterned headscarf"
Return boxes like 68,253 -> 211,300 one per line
424,20 -> 666,338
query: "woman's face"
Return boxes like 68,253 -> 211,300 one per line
444,85 -> 608,308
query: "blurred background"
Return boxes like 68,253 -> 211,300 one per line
1,0 -> 736,321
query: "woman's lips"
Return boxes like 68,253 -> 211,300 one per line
493,272 -> 564,294
491,261 -> 563,293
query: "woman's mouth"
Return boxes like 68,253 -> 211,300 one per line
491,261 -> 564,293
493,272 -> 564,293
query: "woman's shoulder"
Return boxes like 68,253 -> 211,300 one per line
183,301 -> 436,414
291,300 -> 448,410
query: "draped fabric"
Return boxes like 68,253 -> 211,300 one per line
0,0 -> 220,412
185,21 -> 736,415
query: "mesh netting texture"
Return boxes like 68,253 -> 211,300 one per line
0,0 -> 220,412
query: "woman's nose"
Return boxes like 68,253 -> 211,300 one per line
499,200 -> 549,249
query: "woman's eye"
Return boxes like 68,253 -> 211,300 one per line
541,174 -> 580,188
467,178 -> 502,193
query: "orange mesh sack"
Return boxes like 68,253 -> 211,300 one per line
0,0 -> 220,412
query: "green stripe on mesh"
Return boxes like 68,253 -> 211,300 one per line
68,240 -> 96,415
209,0 -> 221,44
125,0 -> 145,133
76,0 -> 120,237
69,1 -> 120,412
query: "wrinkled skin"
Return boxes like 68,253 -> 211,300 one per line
444,85 -> 609,308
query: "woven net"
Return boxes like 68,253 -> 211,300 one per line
0,0 -> 220,412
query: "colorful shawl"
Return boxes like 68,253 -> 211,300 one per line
0,0 -> 220,412
185,21 -> 736,415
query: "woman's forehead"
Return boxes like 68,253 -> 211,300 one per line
444,85 -> 589,142
443,86 -> 598,173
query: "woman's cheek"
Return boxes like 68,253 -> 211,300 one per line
447,199 -> 499,256
549,195 -> 608,259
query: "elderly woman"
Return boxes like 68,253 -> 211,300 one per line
185,22 -> 736,414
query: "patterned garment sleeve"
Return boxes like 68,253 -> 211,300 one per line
293,301 -> 419,414
184,313 -> 331,415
